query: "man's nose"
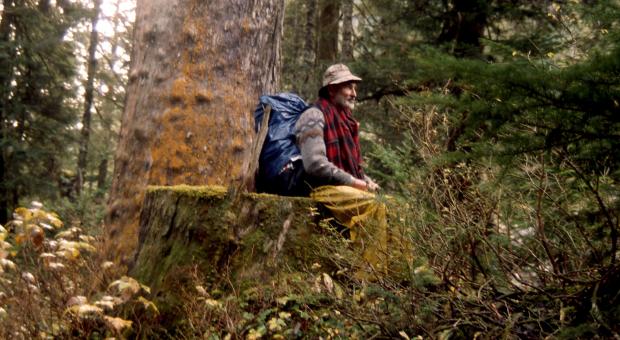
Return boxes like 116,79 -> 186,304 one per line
351,88 -> 357,98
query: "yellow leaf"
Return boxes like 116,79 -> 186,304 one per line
48,262 -> 65,270
104,316 -> 133,333
39,252 -> 56,260
14,234 -> 26,246
76,242 -> 96,253
205,298 -> 221,309
47,214 -> 63,228
322,273 -> 334,293
68,304 -> 102,316
267,317 -> 283,332
109,276 -> 142,302
79,235 -> 95,243
137,296 -> 159,315
195,285 -> 208,296
101,261 -> 114,270
95,300 -> 115,311
13,207 -> 31,221
56,249 -> 80,260
140,283 -> 151,295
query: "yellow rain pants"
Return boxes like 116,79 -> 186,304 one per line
310,185 -> 389,280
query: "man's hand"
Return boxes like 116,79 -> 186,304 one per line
351,178 -> 368,191
366,180 -> 380,192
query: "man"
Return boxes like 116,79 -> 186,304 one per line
293,64 -> 388,280
294,64 -> 379,193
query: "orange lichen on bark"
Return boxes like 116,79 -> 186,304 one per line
148,5 -> 255,187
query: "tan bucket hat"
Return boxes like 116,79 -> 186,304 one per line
321,64 -> 362,88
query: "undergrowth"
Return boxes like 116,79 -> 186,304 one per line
0,202 -> 157,339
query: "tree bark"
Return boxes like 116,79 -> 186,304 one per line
341,0 -> 353,61
76,0 -> 101,195
131,186 -> 322,323
437,0 -> 489,58
317,0 -> 339,62
96,158 -> 107,190
105,0 -> 285,263
304,0 -> 317,64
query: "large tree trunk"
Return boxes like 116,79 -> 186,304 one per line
105,0 -> 285,263
317,0 -> 339,62
76,0 -> 101,195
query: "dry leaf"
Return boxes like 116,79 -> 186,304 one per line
137,296 -> 159,315
95,300 -> 115,311
205,298 -> 221,309
22,272 -> 36,284
0,259 -> 16,271
101,261 -> 114,270
322,273 -> 334,293
109,276 -> 141,302
30,226 -> 44,247
67,296 -> 88,307
68,304 -> 103,316
104,316 -> 133,333
195,285 -> 208,296
48,262 -> 65,270
39,223 -> 54,231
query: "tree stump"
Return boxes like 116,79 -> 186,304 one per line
130,185 -> 324,315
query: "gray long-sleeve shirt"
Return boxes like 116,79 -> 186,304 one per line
294,107 -> 356,185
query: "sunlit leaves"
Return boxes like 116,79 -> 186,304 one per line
0,203 -> 155,338
103,315 -> 133,333
108,276 -> 151,302
67,303 -> 104,316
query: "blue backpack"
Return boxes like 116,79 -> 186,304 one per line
253,93 -> 310,181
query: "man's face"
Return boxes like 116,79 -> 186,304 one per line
330,82 -> 358,110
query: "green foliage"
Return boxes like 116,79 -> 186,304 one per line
346,0 -> 620,337
0,1 -> 86,219
0,0 -> 131,222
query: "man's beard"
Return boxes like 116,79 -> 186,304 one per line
334,93 -> 355,110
